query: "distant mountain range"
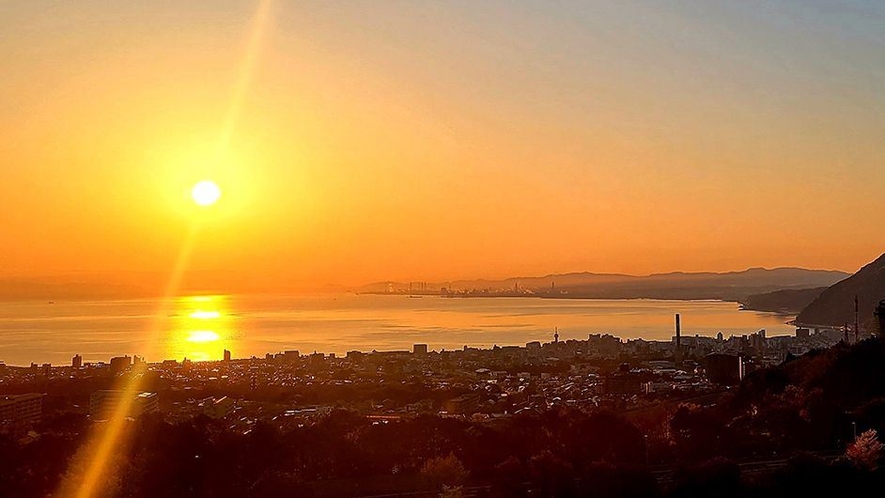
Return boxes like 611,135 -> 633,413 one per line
796,253 -> 885,327
360,267 -> 850,303
0,266 -> 858,305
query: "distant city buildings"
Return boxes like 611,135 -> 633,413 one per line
109,355 -> 132,375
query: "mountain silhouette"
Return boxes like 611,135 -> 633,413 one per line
796,253 -> 885,327
363,267 -> 850,302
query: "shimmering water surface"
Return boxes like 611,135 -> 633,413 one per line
0,294 -> 794,366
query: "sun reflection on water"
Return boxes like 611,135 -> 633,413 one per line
190,310 -> 221,319
166,295 -> 237,362
187,330 -> 220,343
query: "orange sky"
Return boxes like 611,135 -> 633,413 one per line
1,1 -> 884,291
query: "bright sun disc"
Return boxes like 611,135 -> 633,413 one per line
192,180 -> 221,206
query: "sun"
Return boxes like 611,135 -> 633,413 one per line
192,180 -> 221,206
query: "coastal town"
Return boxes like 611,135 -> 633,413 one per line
1,317 -> 849,435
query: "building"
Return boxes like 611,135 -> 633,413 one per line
109,355 -> 132,375
604,374 -> 643,395
223,349 -> 231,362
413,344 -> 428,355
704,354 -> 743,385
202,396 -> 235,419
587,334 -> 621,358
89,390 -> 159,420
72,354 -> 83,369
308,352 -> 325,366
444,393 -> 481,415
0,393 -> 43,431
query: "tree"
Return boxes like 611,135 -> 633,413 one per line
846,429 -> 884,471
491,456 -> 526,497
421,453 -> 469,490
528,451 -> 575,497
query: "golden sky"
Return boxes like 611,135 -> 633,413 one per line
1,1 -> 884,291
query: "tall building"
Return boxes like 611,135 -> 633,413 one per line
223,349 -> 231,362
72,354 -> 83,369
413,344 -> 428,355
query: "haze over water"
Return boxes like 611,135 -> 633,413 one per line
0,294 -> 794,366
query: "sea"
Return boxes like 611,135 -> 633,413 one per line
0,294 -> 795,366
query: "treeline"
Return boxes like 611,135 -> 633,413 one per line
2,407 -> 884,497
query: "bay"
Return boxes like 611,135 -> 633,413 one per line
0,294 -> 794,366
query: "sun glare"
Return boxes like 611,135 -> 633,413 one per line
190,310 -> 221,319
192,180 -> 221,206
186,330 -> 220,343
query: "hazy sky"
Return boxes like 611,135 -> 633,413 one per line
1,0 -> 883,290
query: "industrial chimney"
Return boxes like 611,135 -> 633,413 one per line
675,313 -> 682,366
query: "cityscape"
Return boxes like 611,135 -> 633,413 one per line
3,304 -> 884,495
2,318 -> 856,424
3,1 -> 885,497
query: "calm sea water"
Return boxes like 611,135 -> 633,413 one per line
0,294 -> 794,366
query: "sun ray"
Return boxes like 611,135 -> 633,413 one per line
55,3 -> 275,497
58,222 -> 201,498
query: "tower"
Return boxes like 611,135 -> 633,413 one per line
675,314 -> 682,366
554,327 -> 559,343
855,295 -> 860,342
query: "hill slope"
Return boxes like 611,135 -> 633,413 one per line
740,287 -> 828,314
796,253 -> 885,327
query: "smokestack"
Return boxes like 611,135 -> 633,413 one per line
675,313 -> 682,366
